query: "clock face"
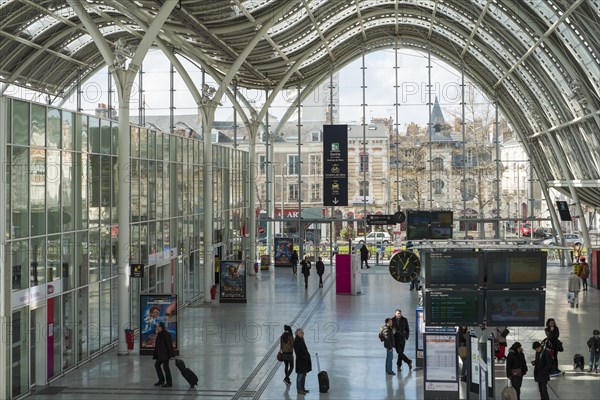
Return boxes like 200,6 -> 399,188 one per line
389,250 -> 421,283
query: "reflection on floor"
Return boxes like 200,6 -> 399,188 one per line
31,259 -> 600,399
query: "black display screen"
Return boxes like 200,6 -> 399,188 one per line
486,251 -> 547,289
407,210 -> 431,226
407,225 -> 430,240
430,225 -> 453,239
486,290 -> 546,327
425,251 -> 484,288
430,211 -> 453,225
426,291 -> 484,326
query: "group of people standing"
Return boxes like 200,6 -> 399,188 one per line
291,250 -> 326,288
381,309 -> 413,375
279,324 -> 312,395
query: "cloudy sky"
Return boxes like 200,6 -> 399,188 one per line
62,47 -> 491,129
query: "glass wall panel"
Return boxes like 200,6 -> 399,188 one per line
62,151 -> 75,232
131,126 -> 140,158
111,279 -> 119,341
62,291 -> 76,369
76,287 -> 88,360
100,119 -> 111,154
101,155 -> 115,212
31,103 -> 46,147
47,235 -> 60,282
62,233 -> 75,290
81,153 -> 89,229
88,229 -> 100,283
31,237 -> 46,286
131,159 -> 140,221
49,295 -> 62,378
62,111 -> 74,150
79,115 -> 88,153
149,161 -> 156,220
11,308 -> 29,397
10,240 -> 29,291
88,154 -> 100,227
156,162 -> 163,219
89,117 -> 100,153
47,108 -> 61,148
111,125 -> 119,156
140,160 -> 148,221
30,148 -> 46,236
139,128 -> 147,159
100,227 -> 111,279
75,231 -> 87,286
149,129 -> 156,159
88,282 -> 100,354
47,150 -> 61,234
10,146 -> 29,238
100,280 -> 111,348
11,99 -> 30,145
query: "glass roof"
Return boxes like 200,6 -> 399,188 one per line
0,0 -> 596,207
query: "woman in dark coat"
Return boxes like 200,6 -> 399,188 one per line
294,328 -> 312,395
153,322 -> 175,387
506,342 -> 528,400
544,318 -> 561,372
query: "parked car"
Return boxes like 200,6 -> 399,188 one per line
358,231 -> 392,245
541,233 -> 581,246
534,227 -> 555,239
520,223 -> 533,237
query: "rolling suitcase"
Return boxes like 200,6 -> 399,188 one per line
315,352 -> 329,393
175,358 -> 199,388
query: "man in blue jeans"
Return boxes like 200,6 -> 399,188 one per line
382,318 -> 396,375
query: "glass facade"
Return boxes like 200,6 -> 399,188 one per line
2,97 -> 248,396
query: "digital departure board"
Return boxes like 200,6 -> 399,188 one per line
425,291 -> 484,326
406,209 -> 454,240
425,251 -> 484,288
486,251 -> 547,289
486,290 -> 546,327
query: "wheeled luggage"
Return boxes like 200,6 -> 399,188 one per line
573,353 -> 585,371
315,352 -> 329,393
175,358 -> 199,388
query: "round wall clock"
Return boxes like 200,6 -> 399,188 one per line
389,250 -> 421,283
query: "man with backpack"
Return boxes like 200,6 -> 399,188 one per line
391,309 -> 413,372
382,318 -> 396,375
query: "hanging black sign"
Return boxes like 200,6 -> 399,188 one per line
323,125 -> 348,206
130,263 -> 144,278
556,200 -> 572,221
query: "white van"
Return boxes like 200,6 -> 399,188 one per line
359,232 -> 392,245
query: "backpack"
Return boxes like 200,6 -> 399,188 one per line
378,326 -> 385,342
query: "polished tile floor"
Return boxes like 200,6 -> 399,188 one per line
31,258 -> 600,400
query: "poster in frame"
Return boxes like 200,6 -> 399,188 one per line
139,293 -> 178,355
274,237 -> 295,266
219,260 -> 247,303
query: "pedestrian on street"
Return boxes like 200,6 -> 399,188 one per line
300,256 -> 311,289
360,244 -> 370,269
391,309 -> 412,371
506,342 -> 528,400
382,318 -> 396,375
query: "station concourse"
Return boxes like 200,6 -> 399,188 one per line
30,258 -> 599,400
0,1 -> 598,399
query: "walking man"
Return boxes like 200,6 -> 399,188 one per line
568,269 -> 581,308
360,244 -> 370,269
533,341 -> 553,400
153,322 -> 175,387
300,256 -> 311,289
391,309 -> 413,371
316,257 -> 325,287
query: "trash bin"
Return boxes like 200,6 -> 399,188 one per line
125,329 -> 134,350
